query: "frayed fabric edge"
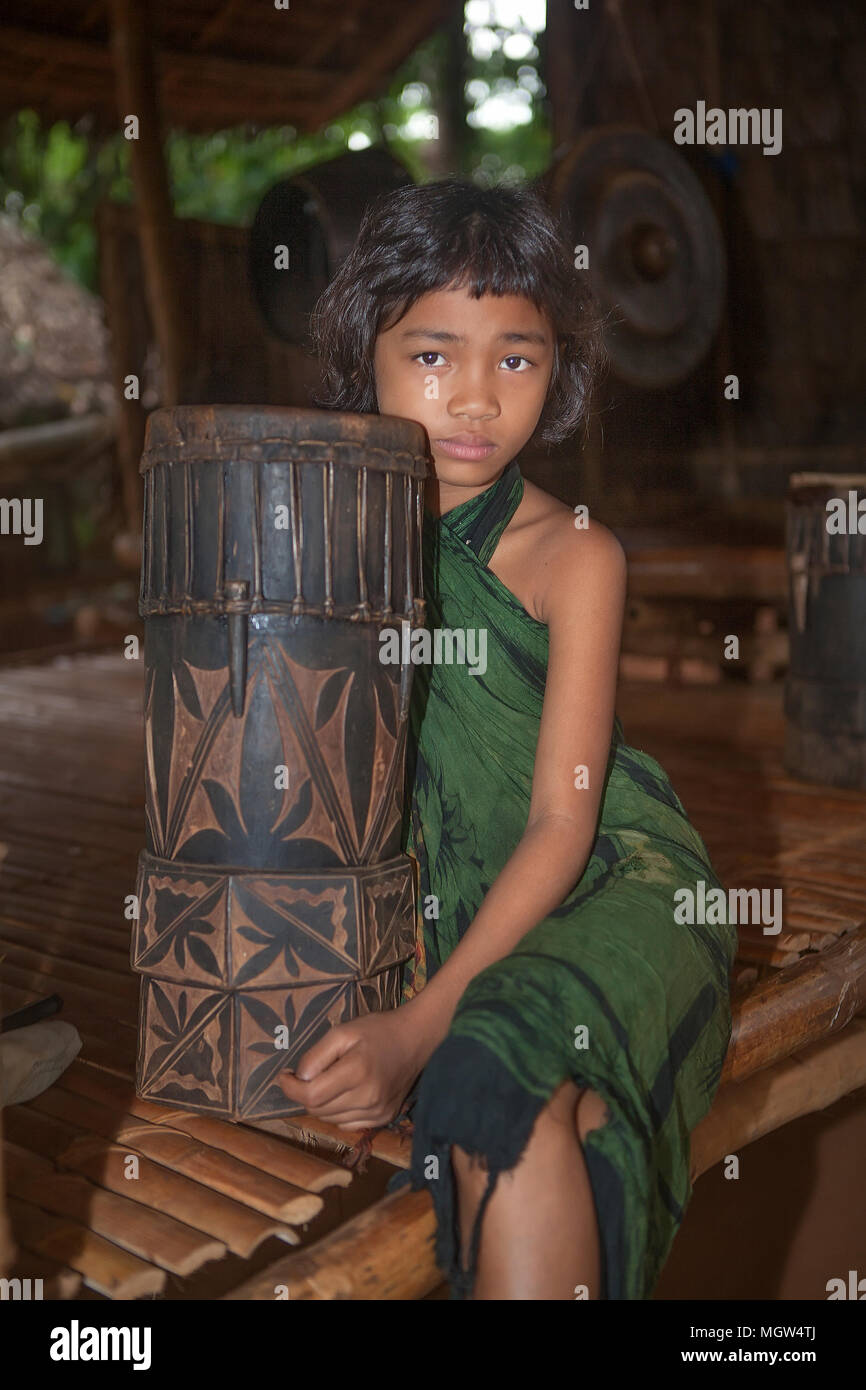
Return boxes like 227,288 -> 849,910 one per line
406,1033 -> 609,1300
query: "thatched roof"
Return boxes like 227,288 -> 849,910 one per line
0,0 -> 456,135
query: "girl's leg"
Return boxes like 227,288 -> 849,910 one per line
452,1079 -> 609,1300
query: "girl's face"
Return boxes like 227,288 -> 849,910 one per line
373,283 -> 555,510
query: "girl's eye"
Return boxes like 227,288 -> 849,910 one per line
415,351 -> 446,367
501,355 -> 531,372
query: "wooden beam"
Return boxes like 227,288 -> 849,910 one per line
223,1184 -> 439,1301
109,0 -> 189,406
225,935 -> 866,1298
721,922 -> 866,1083
545,0 -> 608,155
0,25 -> 331,96
0,415 -> 113,470
193,0 -> 246,49
307,0 -> 455,130
692,1016 -> 866,1180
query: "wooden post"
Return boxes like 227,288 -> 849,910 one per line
545,0 -> 607,159
109,0 -> 189,407
96,200 -> 147,544
700,0 -> 738,501
422,5 -> 468,178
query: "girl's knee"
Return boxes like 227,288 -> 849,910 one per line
576,1086 -> 610,1143
534,1077 -> 583,1130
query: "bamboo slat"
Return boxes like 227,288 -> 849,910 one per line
262,1113 -> 414,1171
5,1196 -> 165,1299
3,1104 -> 301,1258
6,1244 -> 83,1300
26,1087 -> 323,1225
60,1061 -> 352,1195
3,1142 -> 227,1276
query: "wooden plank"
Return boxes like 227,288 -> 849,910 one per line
0,916 -> 133,975
0,964 -> 139,1063
626,545 -> 787,601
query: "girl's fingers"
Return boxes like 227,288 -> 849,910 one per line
279,1053 -> 366,1109
315,1110 -> 383,1129
309,1098 -> 380,1123
291,1025 -> 359,1082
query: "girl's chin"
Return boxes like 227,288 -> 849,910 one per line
428,452 -> 510,477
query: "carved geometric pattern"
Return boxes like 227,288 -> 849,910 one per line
136,439 -> 424,1122
143,622 -> 407,870
132,851 -> 415,1119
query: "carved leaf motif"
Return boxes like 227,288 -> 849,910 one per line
272,777 -> 312,841
239,993 -> 283,1037
201,778 -> 245,853
151,981 -> 178,1034
187,934 -> 221,977
234,941 -> 282,987
315,669 -> 352,730
372,662 -> 399,742
239,671 -> 284,847
174,659 -> 204,722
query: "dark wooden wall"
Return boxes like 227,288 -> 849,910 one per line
544,0 -> 864,514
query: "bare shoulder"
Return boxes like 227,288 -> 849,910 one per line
514,479 -> 626,625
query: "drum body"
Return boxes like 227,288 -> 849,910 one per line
132,406 -> 427,1120
785,473 -> 866,790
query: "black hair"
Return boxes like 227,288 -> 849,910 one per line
309,176 -> 605,445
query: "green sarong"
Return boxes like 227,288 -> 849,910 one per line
392,456 -> 737,1300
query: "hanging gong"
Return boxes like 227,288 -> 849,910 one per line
249,147 -> 413,345
549,125 -> 726,389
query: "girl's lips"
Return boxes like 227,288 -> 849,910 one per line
434,437 -> 498,460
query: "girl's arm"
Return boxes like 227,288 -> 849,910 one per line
402,519 -> 627,1061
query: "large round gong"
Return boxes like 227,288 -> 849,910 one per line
550,125 -> 726,388
249,147 -> 413,345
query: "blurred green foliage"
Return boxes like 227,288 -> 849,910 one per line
0,13 -> 551,294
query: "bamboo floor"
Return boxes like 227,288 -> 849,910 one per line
0,653 -> 864,1299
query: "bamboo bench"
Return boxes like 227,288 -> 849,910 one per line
2,656 -> 865,1300
223,922 -> 866,1299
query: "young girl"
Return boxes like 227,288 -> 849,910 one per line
278,178 -> 737,1301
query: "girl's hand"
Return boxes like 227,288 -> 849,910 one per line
276,1007 -> 424,1131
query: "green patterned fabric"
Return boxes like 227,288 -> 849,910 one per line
392,456 -> 737,1300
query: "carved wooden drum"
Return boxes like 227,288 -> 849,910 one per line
785,472 -> 866,790
132,406 -> 428,1120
